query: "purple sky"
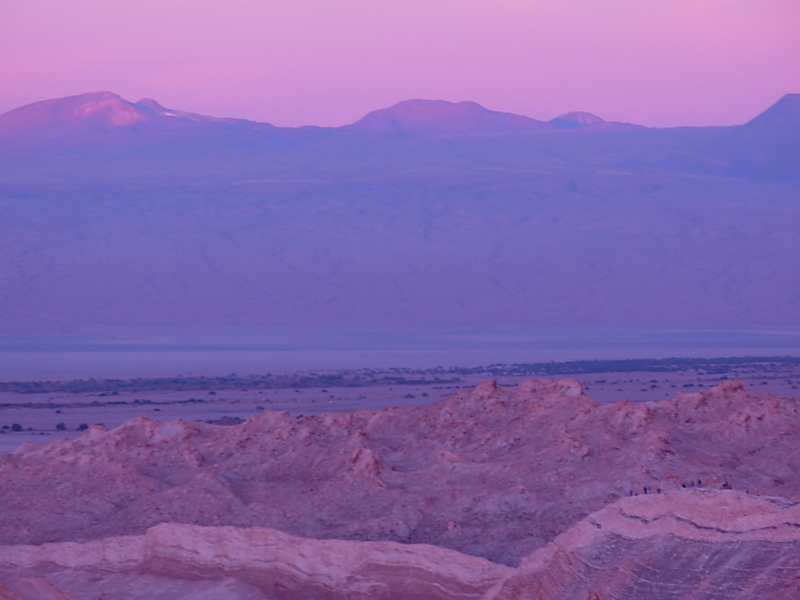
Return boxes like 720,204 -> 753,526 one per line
2,0 -> 799,127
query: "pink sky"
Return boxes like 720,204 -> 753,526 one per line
1,0 -> 798,127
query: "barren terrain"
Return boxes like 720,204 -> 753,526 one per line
0,360 -> 799,598
2,357 -> 798,454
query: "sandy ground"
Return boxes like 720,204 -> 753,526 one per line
1,363 -> 798,454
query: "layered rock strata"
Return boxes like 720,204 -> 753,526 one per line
0,522 -> 508,600
491,490 -> 800,600
0,491 -> 798,599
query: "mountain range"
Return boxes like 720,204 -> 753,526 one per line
0,92 -> 798,350
0,92 -> 628,138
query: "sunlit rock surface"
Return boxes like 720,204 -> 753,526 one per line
0,379 -> 798,597
0,523 -> 508,600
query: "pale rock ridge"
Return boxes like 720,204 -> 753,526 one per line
543,490 -> 800,549
0,523 -> 510,600
487,490 -> 800,600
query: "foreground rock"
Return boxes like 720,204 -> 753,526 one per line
0,490 -> 797,599
492,490 -> 800,600
1,379 -> 799,568
0,522 -> 508,600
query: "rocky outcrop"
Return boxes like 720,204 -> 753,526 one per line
1,379 -> 798,569
489,490 -> 800,600
0,522 -> 509,600
1,491 -> 798,599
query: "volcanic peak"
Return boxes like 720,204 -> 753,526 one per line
550,111 -> 605,129
744,93 -> 800,131
343,99 -> 552,135
135,97 -> 184,117
0,91 -> 157,132
0,91 -> 272,137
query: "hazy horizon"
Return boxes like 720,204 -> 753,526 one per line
2,1 -> 798,128
1,90 -> 797,132
2,2 -> 799,380
2,327 -> 798,381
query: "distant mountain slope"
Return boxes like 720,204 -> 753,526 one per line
729,93 -> 800,175
661,93 -> 800,179
342,99 -> 554,135
549,111 -> 605,129
0,92 -> 796,339
743,93 -> 800,132
0,91 -> 272,138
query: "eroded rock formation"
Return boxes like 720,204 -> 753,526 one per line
0,491 -> 798,599
0,379 -> 798,598
2,380 -> 800,563
0,522 -> 508,600
491,490 -> 800,600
